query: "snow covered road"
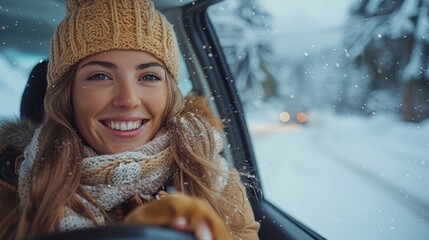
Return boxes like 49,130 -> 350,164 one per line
250,111 -> 429,240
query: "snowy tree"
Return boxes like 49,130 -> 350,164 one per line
209,0 -> 279,107
345,0 -> 429,122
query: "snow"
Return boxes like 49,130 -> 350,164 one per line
247,110 -> 429,240
239,0 -> 429,239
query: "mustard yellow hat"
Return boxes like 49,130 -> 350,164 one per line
48,0 -> 180,86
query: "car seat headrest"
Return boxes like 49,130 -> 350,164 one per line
20,60 -> 48,124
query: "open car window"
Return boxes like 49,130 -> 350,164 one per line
209,0 -> 429,240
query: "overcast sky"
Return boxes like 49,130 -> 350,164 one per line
263,0 -> 355,57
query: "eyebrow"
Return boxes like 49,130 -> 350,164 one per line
78,61 -> 166,70
137,62 -> 166,71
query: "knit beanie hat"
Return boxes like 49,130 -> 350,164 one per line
48,0 -> 180,87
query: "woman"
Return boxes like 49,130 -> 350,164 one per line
0,0 -> 259,239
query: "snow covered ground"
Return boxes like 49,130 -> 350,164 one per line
247,109 -> 429,240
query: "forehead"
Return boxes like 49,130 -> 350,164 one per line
78,50 -> 165,67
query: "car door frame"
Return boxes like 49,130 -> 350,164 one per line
169,0 -> 328,239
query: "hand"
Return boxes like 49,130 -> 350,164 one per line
123,194 -> 232,240
172,217 -> 213,240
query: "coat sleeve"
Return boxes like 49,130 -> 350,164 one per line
222,169 -> 260,240
0,146 -> 21,219
0,187 -> 18,219
0,119 -> 37,219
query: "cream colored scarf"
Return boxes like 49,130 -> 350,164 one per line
19,127 -> 173,231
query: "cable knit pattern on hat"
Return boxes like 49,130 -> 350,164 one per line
49,0 -> 180,87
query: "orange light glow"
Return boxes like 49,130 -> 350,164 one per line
279,112 -> 291,123
296,112 -> 308,123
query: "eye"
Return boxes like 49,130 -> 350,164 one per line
87,73 -> 112,81
140,74 -> 161,82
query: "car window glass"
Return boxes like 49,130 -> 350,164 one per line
0,49 -> 42,119
209,1 -> 429,240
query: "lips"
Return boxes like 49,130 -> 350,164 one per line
102,120 -> 147,131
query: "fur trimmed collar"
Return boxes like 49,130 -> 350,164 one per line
0,119 -> 38,191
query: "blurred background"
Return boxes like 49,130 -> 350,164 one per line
208,0 -> 429,239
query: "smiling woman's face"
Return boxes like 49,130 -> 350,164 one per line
72,50 -> 169,154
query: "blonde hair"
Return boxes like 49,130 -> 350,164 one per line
0,62 -> 236,239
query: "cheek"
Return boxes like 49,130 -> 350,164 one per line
147,87 -> 169,121
72,84 -> 102,130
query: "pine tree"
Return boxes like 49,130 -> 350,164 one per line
346,0 -> 429,122
210,0 -> 279,107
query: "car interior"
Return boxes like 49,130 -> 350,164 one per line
3,0 -> 326,239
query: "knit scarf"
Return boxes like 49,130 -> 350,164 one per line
19,127 -> 173,231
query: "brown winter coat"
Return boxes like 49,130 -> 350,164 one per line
0,119 -> 35,219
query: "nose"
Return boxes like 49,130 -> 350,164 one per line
112,80 -> 140,109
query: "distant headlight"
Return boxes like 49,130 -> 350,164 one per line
296,112 -> 308,123
280,112 -> 291,123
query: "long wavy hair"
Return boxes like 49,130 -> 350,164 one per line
0,59 -> 241,239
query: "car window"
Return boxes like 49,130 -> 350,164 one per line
209,1 -> 429,240
0,50 -> 42,119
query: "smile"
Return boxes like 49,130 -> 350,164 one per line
103,120 -> 147,131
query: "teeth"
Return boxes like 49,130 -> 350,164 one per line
106,120 -> 142,131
